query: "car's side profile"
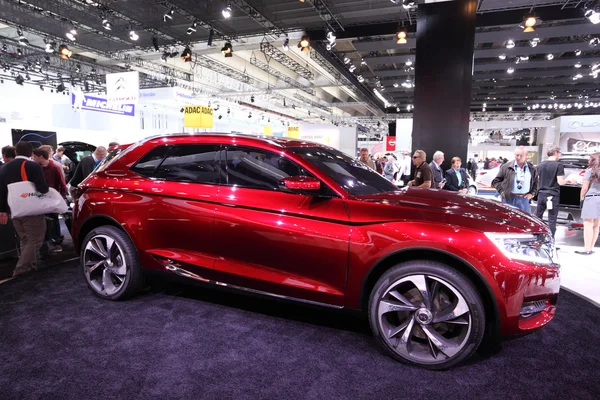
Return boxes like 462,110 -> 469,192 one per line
72,134 -> 560,370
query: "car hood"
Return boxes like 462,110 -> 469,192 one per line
351,188 -> 548,234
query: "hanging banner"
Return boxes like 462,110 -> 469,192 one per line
263,126 -> 272,136
386,136 -> 397,152
287,126 -> 300,139
71,93 -> 135,116
106,71 -> 140,105
184,106 -> 214,128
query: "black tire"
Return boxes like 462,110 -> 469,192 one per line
80,225 -> 143,301
368,260 -> 485,370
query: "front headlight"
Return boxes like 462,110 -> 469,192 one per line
485,233 -> 558,265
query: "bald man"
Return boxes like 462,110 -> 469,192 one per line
492,146 -> 538,213
69,146 -> 107,188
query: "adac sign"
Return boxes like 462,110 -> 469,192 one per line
184,106 -> 214,128
71,93 -> 136,117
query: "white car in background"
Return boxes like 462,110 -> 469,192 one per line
475,167 -> 500,189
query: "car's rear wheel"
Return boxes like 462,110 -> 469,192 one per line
368,260 -> 485,370
81,226 -> 143,301
468,186 -> 478,195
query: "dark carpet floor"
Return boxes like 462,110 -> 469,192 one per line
0,260 -> 599,400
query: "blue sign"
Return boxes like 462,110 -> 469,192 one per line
71,93 -> 135,117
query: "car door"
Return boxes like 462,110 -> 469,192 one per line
212,144 -> 351,307
130,143 -> 220,276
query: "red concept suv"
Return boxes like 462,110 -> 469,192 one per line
72,134 -> 560,369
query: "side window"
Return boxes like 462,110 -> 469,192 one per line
131,145 -> 170,177
224,146 -> 307,191
154,144 -> 220,184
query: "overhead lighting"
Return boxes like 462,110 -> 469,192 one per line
44,41 -> 55,53
519,55 -> 529,61
129,27 -> 139,41
283,36 -> 289,51
298,35 -> 310,51
349,65 -> 356,73
528,38 -> 540,47
357,75 -> 364,83
15,74 -> 25,85
187,22 -> 197,35
589,37 -> 600,47
499,53 -> 506,60
58,44 -> 72,59
546,54 -> 554,60
509,106 -> 513,112
222,5 -> 232,19
507,67 -> 515,74
66,32 -> 76,41
102,18 -> 111,30
585,9 -> 600,24
70,25 -> 77,35
393,83 -> 399,88
181,46 -> 192,62
17,48 -> 23,56
506,40 -> 515,49
326,30 -> 336,51
44,56 -> 50,64
17,29 -> 29,45
405,60 -> 413,66
396,28 -> 407,45
164,7 -> 175,22
221,42 -> 233,57
344,57 -> 351,64
574,62 -> 582,68
575,49 -> 582,56
402,0 -> 416,9
522,14 -> 538,32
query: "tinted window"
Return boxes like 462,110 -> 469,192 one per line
224,146 -> 307,191
131,145 -> 170,177
154,144 -> 220,184
291,147 -> 398,196
95,148 -> 125,173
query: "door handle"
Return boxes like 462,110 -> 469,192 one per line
222,203 -> 237,207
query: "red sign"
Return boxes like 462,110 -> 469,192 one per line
386,136 -> 396,152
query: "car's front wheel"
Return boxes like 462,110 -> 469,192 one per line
368,260 -> 485,370
81,225 -> 143,300
468,185 -> 478,195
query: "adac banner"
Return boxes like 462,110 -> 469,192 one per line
71,93 -> 136,117
184,106 -> 213,128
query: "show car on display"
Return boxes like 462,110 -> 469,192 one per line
71,134 -> 560,370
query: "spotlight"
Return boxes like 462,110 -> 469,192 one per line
102,18 -> 112,30
17,29 -> 29,45
509,106 -> 513,112
405,60 -> 413,66
152,36 -> 159,52
506,40 -> 515,49
393,83 -> 399,88
75,63 -> 81,73
344,57 -> 351,64
499,53 -> 506,60
222,5 -> 232,19
589,37 -> 600,47
15,75 -> 24,85
574,62 -> 582,68
57,83 -> 66,92
519,55 -> 529,61
129,28 -> 139,41
218,115 -> 222,119
45,41 -> 55,53
402,0 -> 416,9
187,22 -> 197,35
58,44 -> 72,59
349,65 -> 356,73
17,48 -> 23,56
585,9 -> 600,24
221,42 -> 233,57
66,32 -> 76,41
546,54 -> 554,60
326,30 -> 336,50
575,49 -> 582,56
283,36 -> 289,51
507,67 -> 515,74
396,29 -> 407,44
44,56 -> 50,64
251,95 -> 255,103
528,38 -> 539,47
522,14 -> 538,32
357,75 -> 364,83
298,35 -> 310,51
164,7 -> 175,22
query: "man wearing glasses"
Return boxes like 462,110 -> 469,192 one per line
407,150 -> 432,188
492,146 -> 538,213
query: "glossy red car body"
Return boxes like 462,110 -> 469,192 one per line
72,134 -> 559,337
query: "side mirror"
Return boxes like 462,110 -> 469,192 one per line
280,176 -> 321,191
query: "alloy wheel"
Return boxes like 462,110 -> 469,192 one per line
376,274 -> 472,364
468,186 -> 477,195
83,234 -> 128,296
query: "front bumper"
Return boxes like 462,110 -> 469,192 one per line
498,261 -> 560,336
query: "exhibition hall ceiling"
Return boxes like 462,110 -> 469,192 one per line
0,0 -> 598,124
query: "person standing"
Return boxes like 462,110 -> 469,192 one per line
69,146 -> 107,189
398,151 -> 412,186
429,151 -> 445,189
408,150 -> 432,188
383,155 -> 395,182
358,147 -> 375,170
1,145 -> 16,166
576,153 -> 600,255
445,157 -> 469,193
535,146 -> 574,237
33,148 -> 68,254
492,146 -> 538,213
0,141 -> 49,277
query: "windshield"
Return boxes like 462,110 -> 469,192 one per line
291,147 -> 399,196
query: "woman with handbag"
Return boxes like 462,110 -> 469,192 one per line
576,153 -> 600,255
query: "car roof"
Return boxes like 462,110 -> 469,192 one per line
141,133 -> 327,149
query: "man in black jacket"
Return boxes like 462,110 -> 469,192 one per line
492,146 -> 538,213
69,146 -> 107,188
0,141 -> 49,276
445,157 -> 469,193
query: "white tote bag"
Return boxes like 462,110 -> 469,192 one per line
7,161 -> 69,218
